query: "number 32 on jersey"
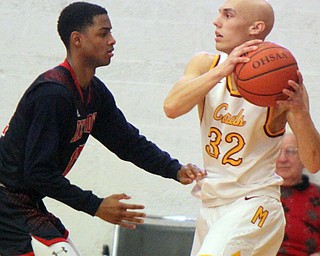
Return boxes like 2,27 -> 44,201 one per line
205,127 -> 245,166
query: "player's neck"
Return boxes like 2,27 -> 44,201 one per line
66,57 -> 95,89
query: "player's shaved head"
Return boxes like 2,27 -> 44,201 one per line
223,0 -> 274,39
245,0 -> 274,38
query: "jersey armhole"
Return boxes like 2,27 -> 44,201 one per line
264,108 -> 286,137
209,54 -> 221,70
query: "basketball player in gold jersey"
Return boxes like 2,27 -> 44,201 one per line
164,0 -> 320,255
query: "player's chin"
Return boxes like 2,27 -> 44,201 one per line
215,43 -> 231,55
97,59 -> 111,67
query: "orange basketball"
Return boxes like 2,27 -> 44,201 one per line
234,41 -> 298,107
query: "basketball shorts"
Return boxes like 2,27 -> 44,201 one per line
0,185 -> 68,255
191,195 -> 285,256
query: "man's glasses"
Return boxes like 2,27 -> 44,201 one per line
279,147 -> 298,157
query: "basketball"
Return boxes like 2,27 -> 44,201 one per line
234,41 -> 298,107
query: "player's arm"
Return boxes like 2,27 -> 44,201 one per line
164,52 -> 219,119
163,39 -> 262,119
277,71 -> 320,173
92,84 -> 204,183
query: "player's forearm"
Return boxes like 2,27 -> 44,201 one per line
289,113 -> 320,173
27,169 -> 103,215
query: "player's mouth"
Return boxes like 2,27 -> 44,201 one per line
107,48 -> 114,58
215,31 -> 223,41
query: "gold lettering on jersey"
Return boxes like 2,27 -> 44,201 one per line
213,103 -> 246,127
71,112 -> 97,142
251,206 -> 269,228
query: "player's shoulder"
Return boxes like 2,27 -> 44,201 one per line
25,79 -> 73,106
92,76 -> 113,96
29,80 -> 71,96
191,51 -> 218,64
188,51 -> 223,73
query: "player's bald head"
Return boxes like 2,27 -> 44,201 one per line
225,0 -> 274,39
247,0 -> 274,38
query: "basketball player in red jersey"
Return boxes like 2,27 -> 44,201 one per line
0,2 -> 206,255
164,0 -> 320,255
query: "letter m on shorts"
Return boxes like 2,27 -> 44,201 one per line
251,206 -> 269,228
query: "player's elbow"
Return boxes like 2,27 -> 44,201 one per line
307,163 -> 320,174
304,155 -> 320,174
163,103 -> 178,119
307,167 -> 320,174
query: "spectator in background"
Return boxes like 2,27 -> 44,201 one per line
276,133 -> 320,256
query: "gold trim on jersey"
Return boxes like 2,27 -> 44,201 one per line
210,55 -> 241,98
264,108 -> 286,137
226,75 -> 241,97
201,54 -> 222,122
209,54 -> 221,70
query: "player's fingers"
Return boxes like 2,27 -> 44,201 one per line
121,213 -> 145,223
236,39 -> 262,56
116,210 -> 146,229
120,202 -> 145,211
196,169 -> 207,179
287,80 -> 300,90
243,39 -> 263,46
113,193 -> 131,200
184,166 -> 196,179
118,220 -> 140,230
186,163 -> 207,177
297,70 -> 303,84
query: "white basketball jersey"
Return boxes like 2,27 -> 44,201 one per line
192,54 -> 284,207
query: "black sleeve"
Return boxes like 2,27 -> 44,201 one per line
91,84 -> 182,180
24,84 -> 102,216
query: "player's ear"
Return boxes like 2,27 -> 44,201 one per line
249,21 -> 265,36
70,31 -> 82,48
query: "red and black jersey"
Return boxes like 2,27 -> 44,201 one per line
0,61 -> 181,216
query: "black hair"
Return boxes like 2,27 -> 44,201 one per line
57,2 -> 108,49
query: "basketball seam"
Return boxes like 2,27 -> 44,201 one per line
236,63 -> 297,82
238,87 -> 285,97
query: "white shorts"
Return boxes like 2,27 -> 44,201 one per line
191,196 -> 285,256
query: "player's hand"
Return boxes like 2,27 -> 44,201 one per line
177,163 -> 207,185
276,70 -> 309,116
95,193 -> 146,229
218,39 -> 263,77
